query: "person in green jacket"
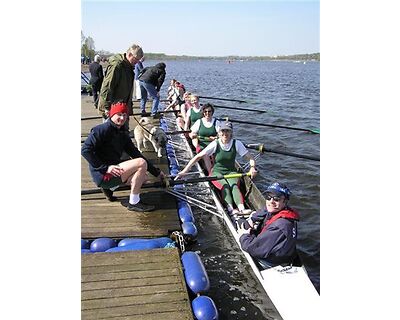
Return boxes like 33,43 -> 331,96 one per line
98,43 -> 144,128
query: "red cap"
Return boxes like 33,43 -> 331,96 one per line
109,102 -> 128,118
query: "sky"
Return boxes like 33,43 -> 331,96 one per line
81,0 -> 319,56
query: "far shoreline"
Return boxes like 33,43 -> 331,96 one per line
81,57 -> 319,73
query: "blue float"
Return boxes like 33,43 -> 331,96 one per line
192,296 -> 219,320
182,222 -> 198,240
181,252 -> 210,294
118,237 -> 173,247
90,237 -> 117,252
178,201 -> 195,223
81,249 -> 92,254
81,239 -> 90,249
106,241 -> 159,252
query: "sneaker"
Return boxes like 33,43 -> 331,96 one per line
127,201 -> 155,212
101,188 -> 117,202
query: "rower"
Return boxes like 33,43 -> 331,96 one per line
237,182 -> 300,269
175,121 -> 257,218
189,103 -> 221,173
184,94 -> 203,132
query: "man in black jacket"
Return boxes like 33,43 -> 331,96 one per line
89,55 -> 104,108
138,62 -> 166,117
81,101 -> 165,212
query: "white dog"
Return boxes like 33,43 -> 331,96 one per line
133,117 -> 167,157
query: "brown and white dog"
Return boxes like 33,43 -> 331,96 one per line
133,117 -> 167,157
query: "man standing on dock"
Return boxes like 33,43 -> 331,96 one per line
81,102 -> 165,212
98,43 -> 144,129
88,54 -> 104,109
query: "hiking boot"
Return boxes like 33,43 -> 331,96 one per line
100,188 -> 117,202
127,201 -> 155,212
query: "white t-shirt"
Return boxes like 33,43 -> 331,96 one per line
191,117 -> 221,134
201,139 -> 248,158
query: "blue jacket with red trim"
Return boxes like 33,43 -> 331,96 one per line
239,207 -> 299,265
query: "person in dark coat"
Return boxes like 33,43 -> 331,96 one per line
98,43 -> 144,130
81,101 -> 165,212
89,54 -> 104,108
237,182 -> 300,268
138,62 -> 166,117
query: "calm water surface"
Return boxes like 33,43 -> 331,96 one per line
161,60 -> 320,319
85,59 -> 320,319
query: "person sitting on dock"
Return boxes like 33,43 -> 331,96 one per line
81,101 -> 165,212
189,103 -> 221,173
175,121 -> 257,217
237,182 -> 299,268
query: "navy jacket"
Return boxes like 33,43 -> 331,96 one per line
138,63 -> 166,91
239,207 -> 299,266
81,119 -> 161,186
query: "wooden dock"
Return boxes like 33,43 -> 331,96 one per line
81,93 -> 193,320
82,249 -> 193,320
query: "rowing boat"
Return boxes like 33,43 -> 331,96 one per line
162,108 -> 320,320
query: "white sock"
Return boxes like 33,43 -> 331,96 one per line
237,204 -> 245,211
129,193 -> 140,205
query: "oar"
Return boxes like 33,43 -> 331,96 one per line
81,130 -> 191,138
81,110 -> 179,121
198,96 -> 248,103
81,172 -> 251,195
217,117 -> 319,134
245,143 -> 320,162
202,104 -> 265,114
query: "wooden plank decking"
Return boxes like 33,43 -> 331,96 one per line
81,248 -> 193,320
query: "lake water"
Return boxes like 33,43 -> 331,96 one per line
161,59 -> 320,319
84,59 -> 320,319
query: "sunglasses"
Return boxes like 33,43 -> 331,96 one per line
266,195 -> 282,202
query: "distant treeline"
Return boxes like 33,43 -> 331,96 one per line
142,52 -> 320,61
96,52 -> 320,62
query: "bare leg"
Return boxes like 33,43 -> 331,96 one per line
118,158 -> 148,194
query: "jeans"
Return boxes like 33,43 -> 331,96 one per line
139,80 -> 159,115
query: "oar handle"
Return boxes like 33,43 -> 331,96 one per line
165,130 -> 191,135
